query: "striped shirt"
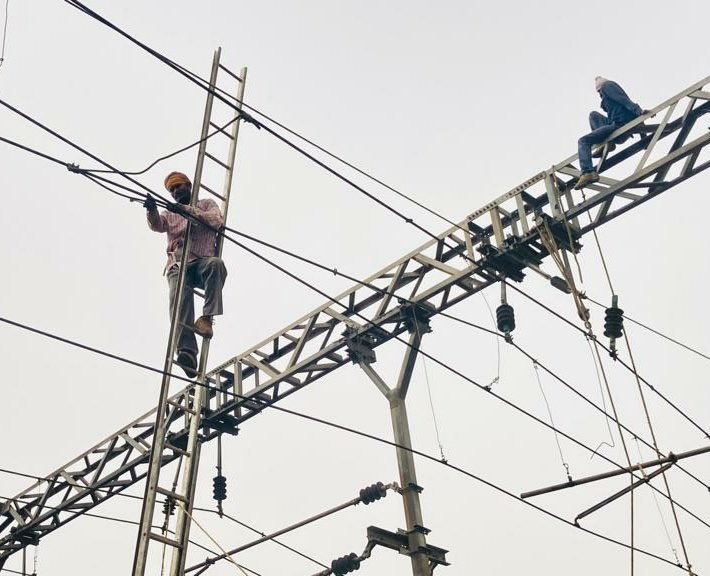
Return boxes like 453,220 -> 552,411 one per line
147,198 -> 224,273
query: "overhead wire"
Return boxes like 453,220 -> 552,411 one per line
0,465 -> 324,571
3,11 -> 708,569
3,310 -> 710,560
585,295 -> 710,363
582,199 -> 694,576
4,128 -> 710,527
4,128 -> 710,530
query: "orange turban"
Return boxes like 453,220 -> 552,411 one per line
164,171 -> 191,191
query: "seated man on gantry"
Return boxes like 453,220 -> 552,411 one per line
144,171 -> 227,378
575,76 -> 646,190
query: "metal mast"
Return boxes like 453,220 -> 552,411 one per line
131,49 -> 247,576
2,76 -> 710,569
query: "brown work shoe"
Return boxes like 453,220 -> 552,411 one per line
574,171 -> 599,190
194,315 -> 214,339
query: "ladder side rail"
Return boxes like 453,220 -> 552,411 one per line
131,48 -> 222,576
2,76 -> 709,564
169,56 -> 247,576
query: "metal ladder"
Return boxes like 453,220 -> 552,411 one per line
132,48 -> 247,576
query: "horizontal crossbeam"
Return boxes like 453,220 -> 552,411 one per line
2,74 -> 710,566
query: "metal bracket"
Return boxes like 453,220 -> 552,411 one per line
344,328 -> 377,365
398,301 -> 436,334
366,525 -> 449,570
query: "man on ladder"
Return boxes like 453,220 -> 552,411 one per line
144,170 -> 227,378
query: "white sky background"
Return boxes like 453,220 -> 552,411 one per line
1,1 -> 710,575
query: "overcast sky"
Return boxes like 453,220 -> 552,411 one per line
2,1 -> 710,575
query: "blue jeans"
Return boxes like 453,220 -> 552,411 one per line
578,111 -> 617,173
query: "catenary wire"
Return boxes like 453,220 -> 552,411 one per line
3,309 -> 710,555
4,132 -> 710,508
0,466 -> 326,570
0,492 -> 220,559
585,295 -> 710,363
61,0 -> 475,243
57,0 -> 710,409
61,0 -> 471,247
505,280 -> 710,440
0,27 -> 706,569
4,132 -> 710,509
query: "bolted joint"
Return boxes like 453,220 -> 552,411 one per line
398,301 -> 436,335
344,327 -> 377,365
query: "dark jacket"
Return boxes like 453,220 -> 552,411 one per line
599,80 -> 643,126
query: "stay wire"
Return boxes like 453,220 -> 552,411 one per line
581,197 -> 693,573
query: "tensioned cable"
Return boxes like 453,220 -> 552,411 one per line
0,491 -> 220,559
54,0 -> 710,454
3,131 -> 710,507
505,280 -> 710,440
0,466 -> 327,571
3,130 -> 710,505
583,207 -> 694,576
61,0 -> 469,237
1,62 -> 707,571
0,316 -> 687,571
585,295 -> 710,363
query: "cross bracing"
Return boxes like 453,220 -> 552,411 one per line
1,74 -> 709,567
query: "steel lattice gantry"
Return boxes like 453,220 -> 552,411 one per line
2,75 -> 710,569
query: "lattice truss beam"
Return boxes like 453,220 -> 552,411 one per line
2,76 -> 710,564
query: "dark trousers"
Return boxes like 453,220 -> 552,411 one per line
578,111 -> 618,173
167,256 -> 227,354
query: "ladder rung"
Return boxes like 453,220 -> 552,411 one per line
199,182 -> 226,201
218,63 -> 243,82
156,486 -> 188,504
168,399 -> 197,415
205,152 -> 231,171
164,443 -> 191,457
209,121 -> 235,141
149,532 -> 183,548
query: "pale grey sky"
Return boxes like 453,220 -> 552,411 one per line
2,1 -> 710,575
